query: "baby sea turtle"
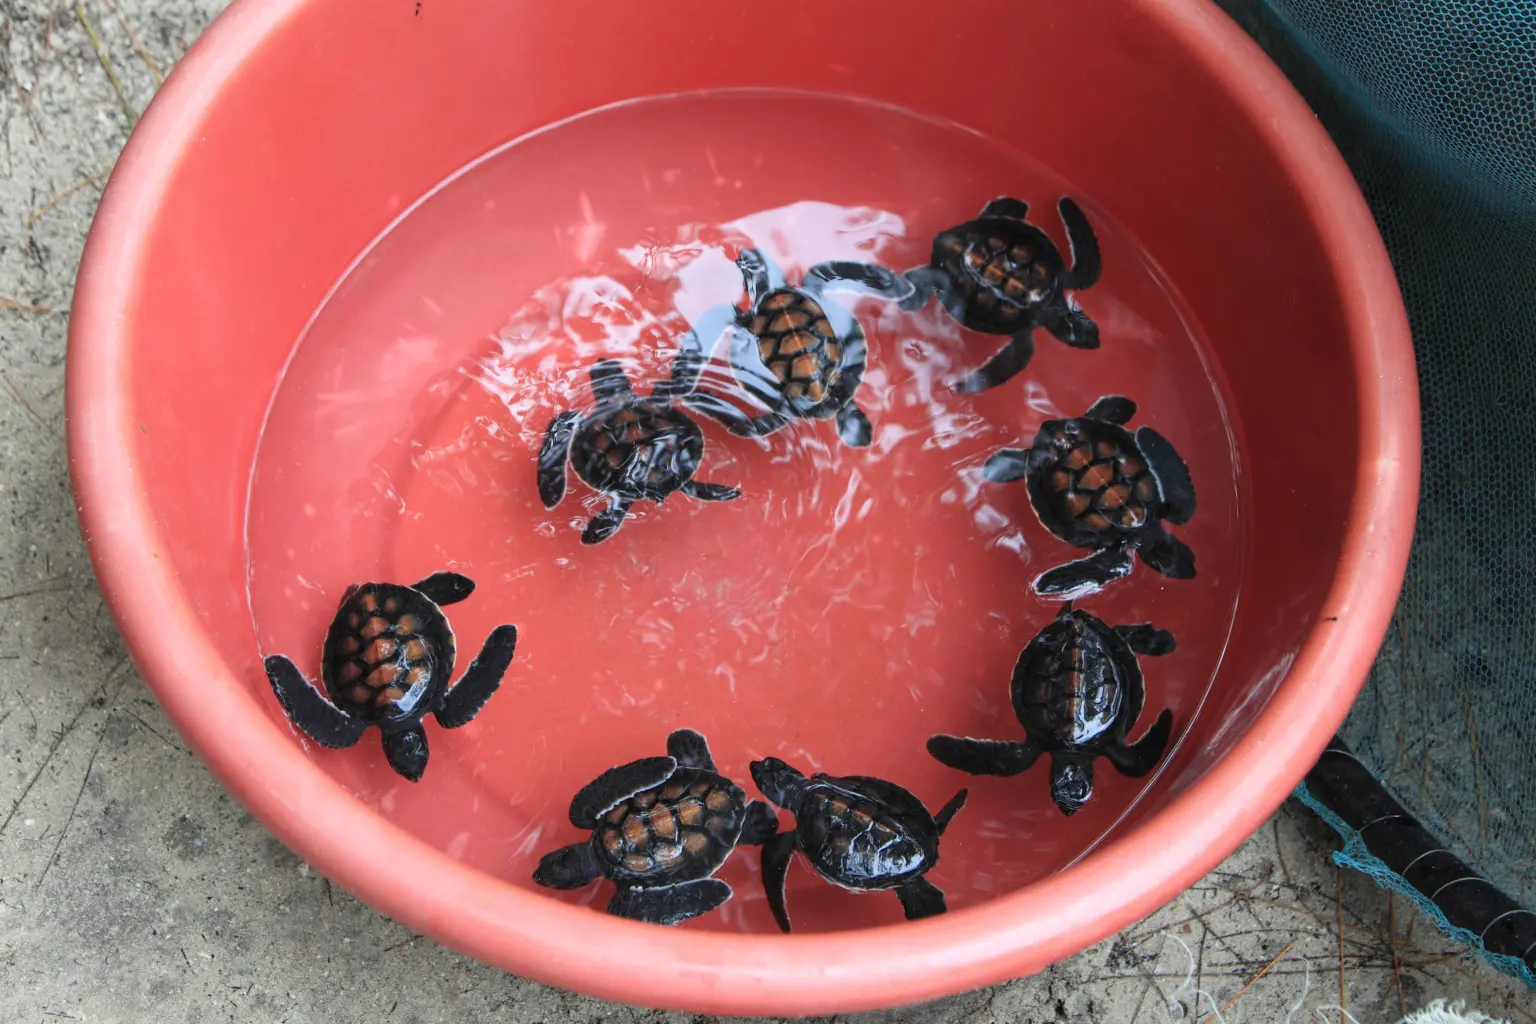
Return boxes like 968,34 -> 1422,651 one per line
749,757 -> 967,932
538,357 -> 740,545
984,394 -> 1196,598
677,247 -> 914,448
263,571 -> 518,782
902,196 -> 1101,394
927,602 -> 1175,816
533,728 -> 779,926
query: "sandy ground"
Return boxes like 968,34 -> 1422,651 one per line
0,1 -> 1531,1021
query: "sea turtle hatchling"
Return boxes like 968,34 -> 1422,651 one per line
749,757 -> 967,932
984,393 -> 1197,598
532,729 -> 780,926
262,571 -> 519,782
538,357 -> 741,545
927,602 -> 1175,816
676,247 -> 914,449
901,196 -> 1102,394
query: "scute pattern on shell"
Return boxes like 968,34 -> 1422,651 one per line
325,585 -> 451,719
572,399 -> 703,498
939,226 -> 1060,328
1015,613 -> 1124,749
595,770 -> 745,882
799,786 -> 925,888
1039,423 -> 1160,538
749,289 -> 843,405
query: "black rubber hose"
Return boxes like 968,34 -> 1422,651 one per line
1303,735 -> 1536,971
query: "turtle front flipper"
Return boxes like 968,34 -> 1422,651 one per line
533,841 -> 602,889
931,788 -> 969,834
739,800 -> 780,846
926,735 -> 1039,776
681,480 -> 741,502
609,879 -> 732,926
759,831 -> 798,933
951,332 -> 1037,394
683,390 -> 787,439
409,570 -> 476,606
896,876 -> 948,921
736,248 -> 776,305
836,403 -> 874,448
382,726 -> 429,782
899,265 -> 952,312
568,755 -> 677,829
1113,623 -> 1176,657
1104,708 -> 1174,778
538,411 -> 582,508
1084,394 -> 1137,425
1135,426 -> 1197,524
1044,303 -> 1100,350
434,624 -> 519,729
581,497 -> 633,545
803,260 -> 915,303
1057,196 -> 1102,291
657,304 -> 738,399
1033,547 -> 1135,598
263,654 -> 367,749
1134,524 -> 1196,579
666,727 -> 715,770
983,446 -> 1045,483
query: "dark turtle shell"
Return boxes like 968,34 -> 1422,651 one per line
1026,417 -> 1162,549
594,767 -> 748,883
571,398 -> 704,501
320,583 -> 454,723
933,217 -> 1064,334
747,288 -> 844,409
1010,607 -> 1142,754
794,775 -> 935,891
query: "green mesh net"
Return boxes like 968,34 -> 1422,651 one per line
1213,0 -> 1536,982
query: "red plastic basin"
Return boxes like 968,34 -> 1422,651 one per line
67,0 -> 1418,1014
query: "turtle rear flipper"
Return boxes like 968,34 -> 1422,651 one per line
1057,196 -> 1102,291
538,411 -> 582,508
931,788 -> 969,834
681,480 -> 741,502
952,332 -> 1037,394
609,879 -> 732,926
582,497 -> 633,545
410,570 -> 476,607
759,831 -> 798,933
1033,548 -> 1135,598
435,624 -> 518,729
1135,426 -> 1197,524
803,260 -> 915,302
927,735 -> 1040,777
382,727 -> 429,782
666,728 -> 715,770
738,800 -> 780,846
1045,304 -> 1100,349
533,841 -> 601,890
264,654 -> 368,749
569,755 -> 678,829
983,446 -> 1045,483
896,877 -> 947,921
836,403 -> 873,448
1104,708 -> 1174,778
1113,623 -> 1176,657
899,265 -> 952,312
1135,525 -> 1196,579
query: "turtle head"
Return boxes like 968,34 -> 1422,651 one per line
382,727 -> 429,783
1049,755 -> 1095,816
750,757 -> 808,811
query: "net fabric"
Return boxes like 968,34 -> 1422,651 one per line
1213,0 -> 1536,966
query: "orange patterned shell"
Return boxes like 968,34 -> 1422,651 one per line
594,768 -> 746,882
321,583 -> 454,722
933,218 -> 1065,334
1028,420 -> 1161,548
748,289 -> 843,406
